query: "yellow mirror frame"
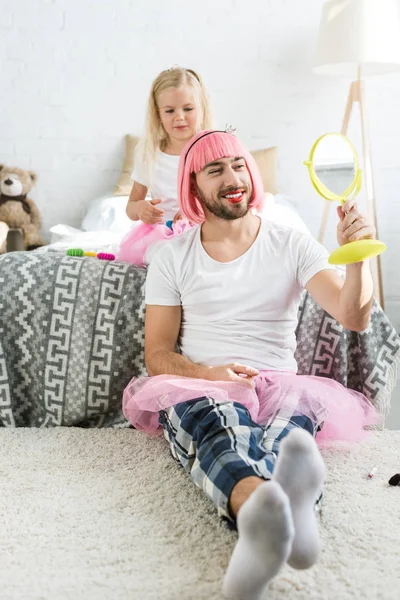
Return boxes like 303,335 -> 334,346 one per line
304,132 -> 387,265
303,133 -> 362,205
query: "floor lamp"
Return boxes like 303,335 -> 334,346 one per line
313,0 -> 400,308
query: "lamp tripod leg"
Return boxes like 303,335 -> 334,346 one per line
358,79 -> 384,308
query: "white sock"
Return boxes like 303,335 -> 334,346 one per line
223,481 -> 294,600
273,427 -> 326,570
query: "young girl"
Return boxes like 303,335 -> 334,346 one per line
116,66 -> 213,266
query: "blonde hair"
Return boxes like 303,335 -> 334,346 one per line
137,67 -> 213,183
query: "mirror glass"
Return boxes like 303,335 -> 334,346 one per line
312,135 -> 356,196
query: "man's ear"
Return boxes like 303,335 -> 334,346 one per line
190,173 -> 198,197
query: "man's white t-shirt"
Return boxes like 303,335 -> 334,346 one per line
131,149 -> 180,222
145,219 -> 335,372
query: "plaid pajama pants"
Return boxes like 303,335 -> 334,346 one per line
159,396 -> 323,527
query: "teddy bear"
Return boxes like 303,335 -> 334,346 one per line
0,164 -> 45,253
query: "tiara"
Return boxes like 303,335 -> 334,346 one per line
224,124 -> 236,135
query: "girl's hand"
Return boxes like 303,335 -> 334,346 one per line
172,210 -> 185,225
137,199 -> 164,224
336,200 -> 375,246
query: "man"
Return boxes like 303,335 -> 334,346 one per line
123,130 -> 377,600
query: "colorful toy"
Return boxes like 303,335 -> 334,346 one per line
66,248 -> 115,261
166,220 -> 174,230
97,252 -> 115,261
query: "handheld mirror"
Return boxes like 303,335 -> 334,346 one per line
304,133 -> 386,264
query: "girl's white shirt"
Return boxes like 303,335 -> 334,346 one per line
131,149 -> 180,222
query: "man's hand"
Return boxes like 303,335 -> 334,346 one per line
137,199 -> 164,224
337,200 -> 376,247
206,363 -> 259,388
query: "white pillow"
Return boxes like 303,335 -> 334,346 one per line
81,194 -> 133,233
45,225 -> 126,253
259,193 -> 310,234
273,193 -> 300,211
79,191 -> 310,236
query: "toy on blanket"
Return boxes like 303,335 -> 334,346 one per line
66,248 -> 115,261
0,164 -> 45,253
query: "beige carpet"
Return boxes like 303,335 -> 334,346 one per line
0,428 -> 399,600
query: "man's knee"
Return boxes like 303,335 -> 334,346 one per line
160,397 -> 241,459
166,396 -> 234,425
177,397 -> 250,440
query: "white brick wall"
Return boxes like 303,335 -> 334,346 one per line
1,0 -> 399,333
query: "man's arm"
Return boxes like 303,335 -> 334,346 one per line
145,304 -> 258,386
305,199 -> 374,332
305,262 -> 373,332
145,304 -> 208,377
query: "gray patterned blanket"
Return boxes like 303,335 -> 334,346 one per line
0,252 -> 399,427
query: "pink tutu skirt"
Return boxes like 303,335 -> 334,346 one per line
122,371 -> 382,447
116,220 -> 193,266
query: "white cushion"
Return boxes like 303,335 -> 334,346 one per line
78,191 -> 309,237
81,194 -> 133,233
258,193 -> 311,234
45,226 -> 126,254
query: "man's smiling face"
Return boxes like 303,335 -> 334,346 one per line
193,156 -> 253,220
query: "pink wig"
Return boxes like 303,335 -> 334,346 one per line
178,130 -> 265,224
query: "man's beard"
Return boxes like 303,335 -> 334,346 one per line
197,185 -> 252,221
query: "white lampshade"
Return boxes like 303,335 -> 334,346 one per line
314,0 -> 400,77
